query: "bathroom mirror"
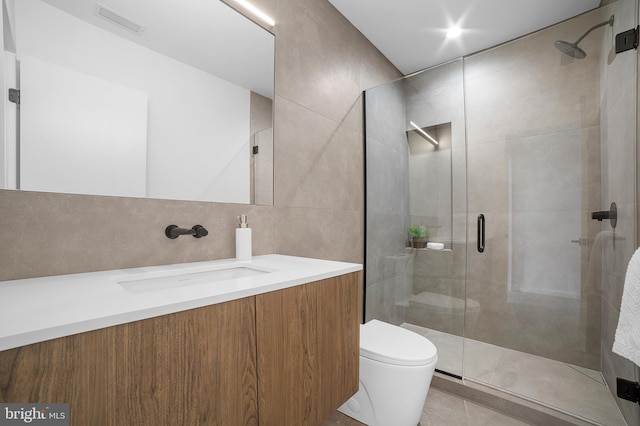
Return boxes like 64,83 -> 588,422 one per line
0,0 -> 274,205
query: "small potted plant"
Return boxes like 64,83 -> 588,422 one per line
408,225 -> 430,249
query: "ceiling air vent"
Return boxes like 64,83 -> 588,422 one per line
93,3 -> 145,35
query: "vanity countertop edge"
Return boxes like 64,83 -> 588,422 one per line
0,254 -> 363,351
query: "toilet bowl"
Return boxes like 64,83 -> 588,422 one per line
338,319 -> 438,426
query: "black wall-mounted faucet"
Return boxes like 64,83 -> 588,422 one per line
165,224 -> 209,239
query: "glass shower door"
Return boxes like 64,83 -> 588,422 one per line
463,2 -> 638,424
364,59 -> 467,377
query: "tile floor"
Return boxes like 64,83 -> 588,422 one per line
401,323 -> 627,426
321,387 -> 530,426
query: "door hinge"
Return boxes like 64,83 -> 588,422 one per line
8,88 -> 19,105
617,378 -> 640,404
615,26 -> 639,54
252,145 -> 259,155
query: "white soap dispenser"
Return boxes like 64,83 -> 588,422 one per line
236,215 -> 252,261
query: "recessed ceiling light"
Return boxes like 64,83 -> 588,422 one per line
446,26 -> 462,39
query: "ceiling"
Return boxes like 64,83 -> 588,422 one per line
34,0 -> 602,94
328,0 -> 601,74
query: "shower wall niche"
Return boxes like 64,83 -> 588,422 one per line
407,122 -> 452,244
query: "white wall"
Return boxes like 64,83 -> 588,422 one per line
14,0 -> 251,203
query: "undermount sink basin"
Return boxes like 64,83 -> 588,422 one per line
115,263 -> 275,293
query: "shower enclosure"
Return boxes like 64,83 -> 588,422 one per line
364,3 -> 639,425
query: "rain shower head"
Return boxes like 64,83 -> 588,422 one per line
554,40 -> 586,59
554,15 -> 614,59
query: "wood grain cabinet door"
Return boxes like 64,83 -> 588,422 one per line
256,272 -> 361,426
0,297 -> 258,426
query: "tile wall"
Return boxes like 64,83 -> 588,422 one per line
270,0 -> 400,263
363,78 -> 409,324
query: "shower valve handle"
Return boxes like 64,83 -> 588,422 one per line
591,211 -> 609,220
591,202 -> 617,228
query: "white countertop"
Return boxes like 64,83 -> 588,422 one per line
0,255 -> 362,351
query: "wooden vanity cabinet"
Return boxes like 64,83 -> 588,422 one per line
256,272 -> 361,426
0,296 -> 258,425
0,271 -> 361,426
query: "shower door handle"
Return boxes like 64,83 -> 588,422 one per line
477,214 -> 485,253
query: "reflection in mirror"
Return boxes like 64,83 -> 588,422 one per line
1,0 -> 274,205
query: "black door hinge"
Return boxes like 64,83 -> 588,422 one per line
8,88 -> 19,105
252,145 -> 259,155
617,378 -> 640,404
615,26 -> 639,53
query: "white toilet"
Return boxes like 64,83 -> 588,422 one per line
338,319 -> 438,426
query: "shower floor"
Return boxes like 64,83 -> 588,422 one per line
401,323 -> 627,426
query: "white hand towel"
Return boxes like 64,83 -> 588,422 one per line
613,246 -> 640,367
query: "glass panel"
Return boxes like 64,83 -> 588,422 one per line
365,59 -> 467,377
463,2 -> 637,424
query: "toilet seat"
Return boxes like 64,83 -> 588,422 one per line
360,320 -> 437,366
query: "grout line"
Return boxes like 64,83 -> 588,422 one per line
565,363 -> 607,386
